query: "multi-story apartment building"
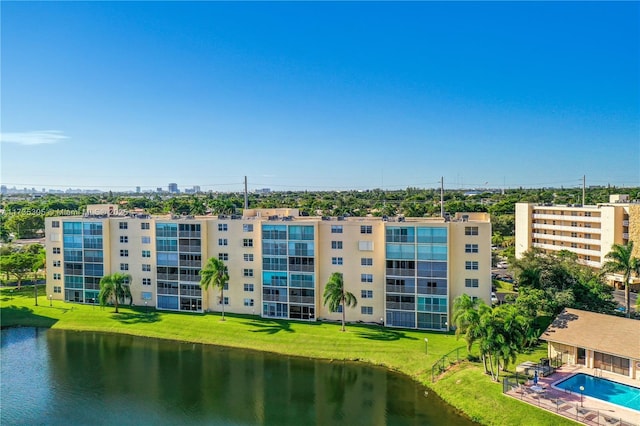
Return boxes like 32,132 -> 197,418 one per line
515,194 -> 640,286
45,204 -> 492,331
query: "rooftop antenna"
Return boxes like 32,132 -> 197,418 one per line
244,176 -> 248,210
440,176 -> 444,218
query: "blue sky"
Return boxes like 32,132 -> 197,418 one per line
1,1 -> 638,192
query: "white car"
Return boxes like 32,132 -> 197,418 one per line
491,292 -> 498,304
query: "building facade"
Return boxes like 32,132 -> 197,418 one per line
45,205 -> 492,331
515,195 -> 639,286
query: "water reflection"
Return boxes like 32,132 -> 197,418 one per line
1,328 -> 474,425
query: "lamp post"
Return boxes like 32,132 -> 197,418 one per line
424,338 -> 429,355
145,301 -> 148,314
10,289 -> 13,300
579,385 -> 584,407
49,294 -> 53,307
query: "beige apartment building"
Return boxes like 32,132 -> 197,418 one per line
515,194 -> 640,287
45,204 -> 492,331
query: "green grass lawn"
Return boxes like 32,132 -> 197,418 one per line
1,286 -> 575,426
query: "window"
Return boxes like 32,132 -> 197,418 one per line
331,225 -> 343,234
361,306 -> 373,315
244,298 -> 254,307
54,286 -> 62,293
585,234 -> 591,239
464,226 -> 478,236
219,253 -> 229,261
119,222 -> 128,230
332,257 -> 343,265
142,264 -> 151,272
465,261 -> 479,270
358,241 -> 374,251
361,274 -> 373,283
571,232 -> 578,238
243,238 -> 253,247
333,305 -> 343,313
120,236 -> 128,243
53,247 -> 61,254
243,253 -> 254,262
465,244 -> 478,253
571,222 -> 578,227
52,221 -> 60,228
361,258 -> 373,266
243,269 -> 254,277
141,222 -> 150,230
465,278 -> 479,288
218,223 -> 228,232
120,249 -> 129,257
120,263 -> 129,271
53,260 -> 61,267
142,250 -> 151,258
222,297 -> 229,305
218,238 -> 228,246
360,225 -> 372,234
142,278 -> 151,286
243,224 -> 253,232
585,245 -> 591,250
331,241 -> 343,249
141,236 -> 151,244
361,290 -> 373,299
244,284 -> 254,292
53,273 -> 61,280
585,212 -> 592,217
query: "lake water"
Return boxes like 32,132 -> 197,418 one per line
1,328 -> 474,425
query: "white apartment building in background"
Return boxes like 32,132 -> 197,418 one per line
515,194 -> 640,287
45,205 -> 492,331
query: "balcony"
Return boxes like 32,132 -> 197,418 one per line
623,233 -> 629,240
386,268 -> 415,277
288,265 -> 314,272
157,273 -> 179,281
179,288 -> 202,297
386,285 -> 415,294
262,294 -> 288,302
179,245 -> 201,253
622,220 -> 629,227
531,233 -> 602,248
385,302 -> 415,311
179,275 -> 200,283
179,231 -> 201,238
532,213 -> 600,222
179,260 -> 201,268
288,296 -> 315,304
532,223 -> 601,234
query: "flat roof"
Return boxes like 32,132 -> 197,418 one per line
540,308 -> 640,360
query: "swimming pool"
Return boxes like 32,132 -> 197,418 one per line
554,373 -> 640,411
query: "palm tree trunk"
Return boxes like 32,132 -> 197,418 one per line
114,295 -> 119,313
221,288 -> 225,321
34,284 -> 38,306
341,295 -> 346,332
625,273 -> 630,318
482,353 -> 488,373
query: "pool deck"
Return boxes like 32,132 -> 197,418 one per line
505,365 -> 640,426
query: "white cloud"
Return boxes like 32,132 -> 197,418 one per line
0,130 -> 69,145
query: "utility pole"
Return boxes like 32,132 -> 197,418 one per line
582,175 -> 586,206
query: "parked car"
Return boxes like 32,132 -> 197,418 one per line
491,292 -> 498,304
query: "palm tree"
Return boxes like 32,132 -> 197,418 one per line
323,272 -> 357,332
452,294 -> 491,372
98,273 -> 132,313
603,242 -> 639,318
200,257 -> 229,320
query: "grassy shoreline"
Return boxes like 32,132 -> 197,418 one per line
1,286 -> 575,425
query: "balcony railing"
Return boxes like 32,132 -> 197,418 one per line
179,274 -> 200,282
386,285 -> 415,294
262,294 -> 288,302
289,265 -> 314,272
386,302 -> 415,311
288,296 -> 315,304
158,288 -> 179,295
386,268 -> 415,277
179,245 -> 201,253
179,260 -> 201,268
179,289 -> 202,297
179,231 -> 201,238
157,273 -> 179,281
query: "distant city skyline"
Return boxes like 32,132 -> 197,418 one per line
1,2 -> 639,191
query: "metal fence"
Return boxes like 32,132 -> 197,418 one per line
502,377 -> 638,426
431,346 -> 466,383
